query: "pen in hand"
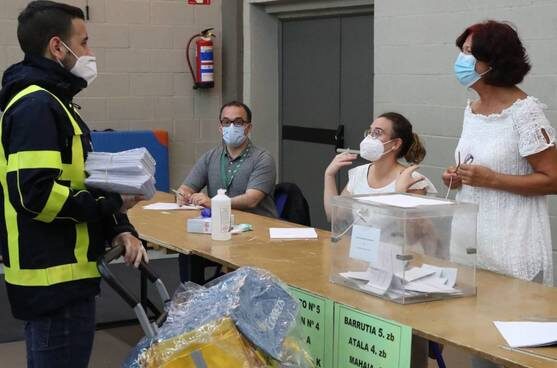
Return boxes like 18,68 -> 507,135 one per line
171,189 -> 184,197
171,189 -> 187,206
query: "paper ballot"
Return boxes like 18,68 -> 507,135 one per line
342,263 -> 461,297
396,267 -> 436,282
371,242 -> 406,275
340,268 -> 394,295
396,264 -> 459,294
339,271 -> 374,281
421,264 -> 458,288
494,321 -> 557,348
360,269 -> 394,295
404,276 -> 458,294
85,148 -> 156,199
143,203 -> 203,211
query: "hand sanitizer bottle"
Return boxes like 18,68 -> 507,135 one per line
211,189 -> 231,241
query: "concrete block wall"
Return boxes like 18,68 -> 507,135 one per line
0,0 -> 223,189
374,0 -> 557,282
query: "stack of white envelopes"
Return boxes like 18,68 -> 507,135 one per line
85,148 -> 156,199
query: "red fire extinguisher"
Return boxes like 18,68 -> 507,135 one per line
186,28 -> 216,89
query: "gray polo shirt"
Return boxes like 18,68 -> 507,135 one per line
183,141 -> 278,218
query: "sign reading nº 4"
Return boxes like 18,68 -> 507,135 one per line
289,287 -> 334,368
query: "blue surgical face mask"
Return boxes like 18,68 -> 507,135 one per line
454,52 -> 490,87
222,125 -> 247,147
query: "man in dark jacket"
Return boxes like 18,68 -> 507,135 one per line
0,2 -> 147,367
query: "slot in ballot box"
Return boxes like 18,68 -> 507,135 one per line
330,193 -> 478,304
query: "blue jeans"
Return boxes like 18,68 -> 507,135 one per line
24,296 -> 96,368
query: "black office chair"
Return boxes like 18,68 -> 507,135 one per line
274,182 -> 311,226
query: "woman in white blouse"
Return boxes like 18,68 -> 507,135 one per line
324,112 -> 437,222
324,112 -> 437,368
443,20 -> 557,287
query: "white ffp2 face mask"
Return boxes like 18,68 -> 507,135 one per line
60,41 -> 97,86
359,136 -> 393,162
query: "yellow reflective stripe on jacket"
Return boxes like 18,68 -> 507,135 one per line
0,86 -> 23,275
73,222 -> 89,265
7,150 -> 69,222
34,183 -> 70,223
60,135 -> 85,190
9,85 -> 83,135
3,262 -> 99,286
6,151 -> 62,172
0,84 -> 98,287
0,173 -> 20,274
26,85 -> 85,189
2,85 -> 44,112
72,135 -> 85,189
44,91 -> 82,135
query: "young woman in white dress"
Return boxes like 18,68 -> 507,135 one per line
444,20 -> 557,288
324,112 -> 437,222
323,112 -> 437,368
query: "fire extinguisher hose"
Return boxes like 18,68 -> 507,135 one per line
186,34 -> 200,85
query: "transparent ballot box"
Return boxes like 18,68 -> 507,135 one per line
330,193 -> 478,304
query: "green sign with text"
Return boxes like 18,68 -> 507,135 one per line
333,304 -> 411,368
290,287 -> 334,368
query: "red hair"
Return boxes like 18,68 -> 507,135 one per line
456,20 -> 531,87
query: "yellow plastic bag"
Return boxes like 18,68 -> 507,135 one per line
140,318 -> 267,368
268,336 -> 315,368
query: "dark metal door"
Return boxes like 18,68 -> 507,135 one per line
281,14 -> 373,229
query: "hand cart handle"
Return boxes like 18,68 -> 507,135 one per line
97,245 -> 171,338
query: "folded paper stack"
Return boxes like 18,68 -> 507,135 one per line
85,147 -> 156,199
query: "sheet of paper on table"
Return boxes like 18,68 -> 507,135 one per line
269,227 -> 318,239
143,202 -> 202,210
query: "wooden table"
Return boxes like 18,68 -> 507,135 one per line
130,192 -> 557,367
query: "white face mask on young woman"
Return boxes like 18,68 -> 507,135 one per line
59,41 -> 97,86
359,136 -> 394,162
